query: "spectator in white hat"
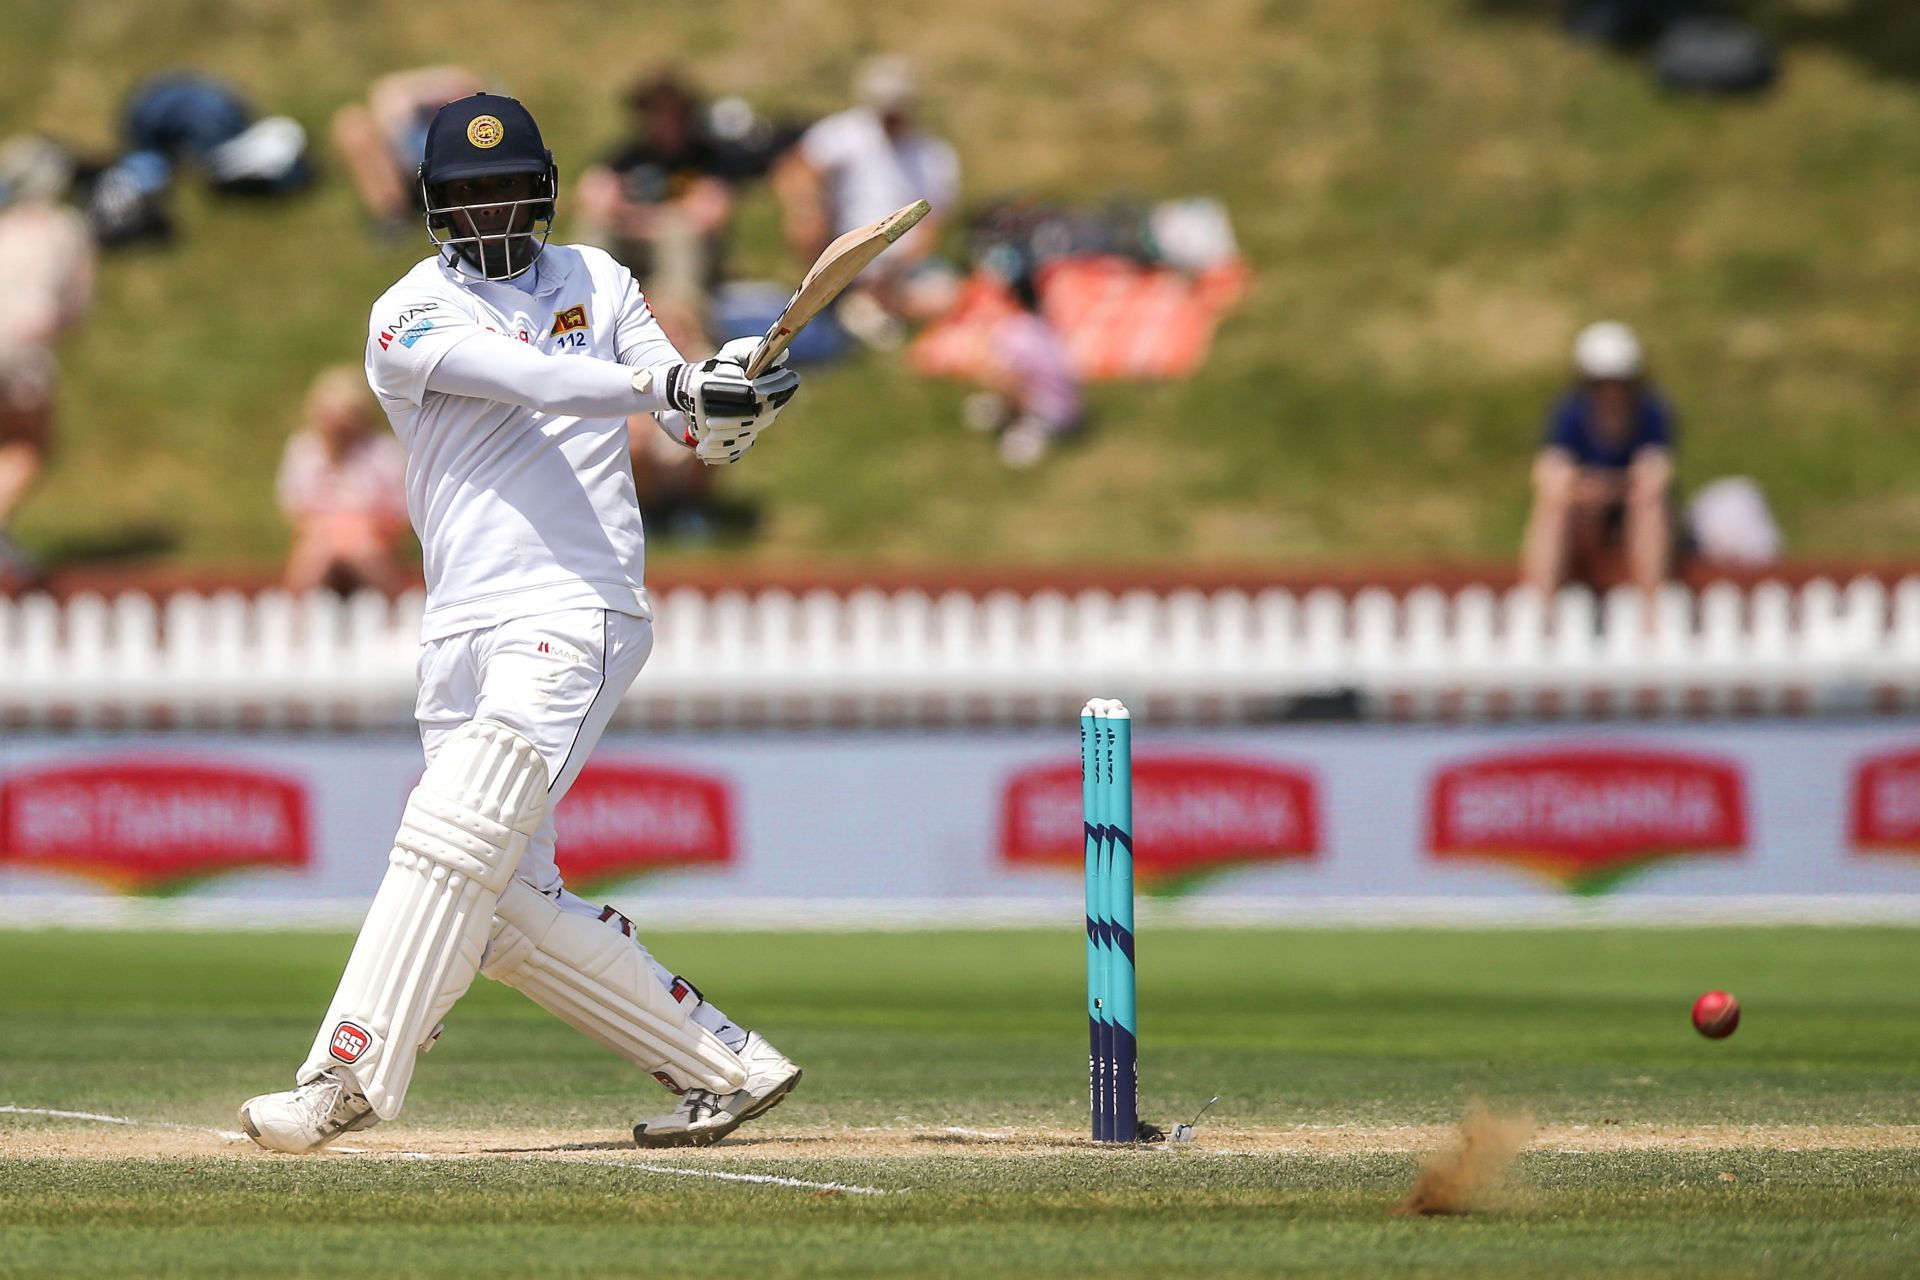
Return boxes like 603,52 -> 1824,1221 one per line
1520,321 -> 1679,596
773,54 -> 960,345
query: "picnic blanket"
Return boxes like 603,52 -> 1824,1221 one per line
909,255 -> 1250,383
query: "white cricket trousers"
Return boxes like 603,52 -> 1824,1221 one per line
415,606 -> 651,894
413,606 -> 749,1054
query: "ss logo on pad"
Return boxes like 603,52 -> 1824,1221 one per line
330,1022 -> 372,1064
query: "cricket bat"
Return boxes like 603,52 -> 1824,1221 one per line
743,199 -> 931,378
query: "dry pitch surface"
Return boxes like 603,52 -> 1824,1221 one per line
11,1115 -> 1920,1163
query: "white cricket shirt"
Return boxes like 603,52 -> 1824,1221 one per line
365,244 -> 685,640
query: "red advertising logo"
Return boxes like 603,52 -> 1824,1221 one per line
1001,756 -> 1319,890
1850,747 -> 1920,854
0,759 -> 310,893
552,763 -> 735,890
1428,747 -> 1746,893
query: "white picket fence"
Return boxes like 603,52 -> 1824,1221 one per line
1,578 -> 1917,728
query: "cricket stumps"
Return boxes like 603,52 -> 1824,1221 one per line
1082,698 -> 1137,1143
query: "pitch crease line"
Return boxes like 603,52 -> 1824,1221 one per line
4,1105 -> 896,1188
624,1161 -> 893,1195
322,1147 -> 895,1194
2,1103 -> 248,1142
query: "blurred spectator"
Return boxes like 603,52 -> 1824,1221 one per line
961,256 -> 1084,469
575,69 -> 734,350
331,66 -> 485,234
774,55 -> 960,347
276,367 -> 410,595
1520,322 -> 1678,597
0,165 -> 97,587
121,73 -> 312,196
629,414 -> 719,541
0,135 -> 80,213
702,96 -> 808,184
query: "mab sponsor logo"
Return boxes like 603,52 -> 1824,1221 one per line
0,759 -> 310,893
395,319 -> 435,349
1000,756 -> 1319,891
551,763 -> 735,890
1849,746 -> 1920,854
1427,746 -> 1746,893
377,305 -> 435,351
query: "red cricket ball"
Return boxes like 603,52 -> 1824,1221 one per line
1692,990 -> 1740,1039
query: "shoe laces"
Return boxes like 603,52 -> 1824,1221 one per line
679,1089 -> 725,1123
301,1072 -> 367,1127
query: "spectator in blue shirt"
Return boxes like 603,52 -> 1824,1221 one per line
1521,322 -> 1677,595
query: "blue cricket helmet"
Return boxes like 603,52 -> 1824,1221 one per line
418,93 -> 557,279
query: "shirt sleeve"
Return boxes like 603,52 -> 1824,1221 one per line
366,293 -> 484,407
612,267 -> 684,368
798,113 -> 849,170
1637,392 -> 1676,452
602,141 -> 646,172
425,328 -> 678,417
1542,391 -> 1583,455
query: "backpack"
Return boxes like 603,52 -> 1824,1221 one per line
78,151 -> 174,247
122,73 -> 312,194
1652,17 -> 1779,95
1562,0 -> 1683,47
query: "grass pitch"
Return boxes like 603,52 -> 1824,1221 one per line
2,927 -> 1917,1277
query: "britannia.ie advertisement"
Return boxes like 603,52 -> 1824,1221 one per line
4,725 -> 1920,909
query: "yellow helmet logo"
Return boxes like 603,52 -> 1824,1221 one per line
466,115 -> 505,149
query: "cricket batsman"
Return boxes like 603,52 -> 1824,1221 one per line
240,94 -> 803,1152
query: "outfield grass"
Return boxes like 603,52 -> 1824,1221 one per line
4,3 -> 1920,573
3,1150 -> 1915,1279
1,927 -> 1917,1276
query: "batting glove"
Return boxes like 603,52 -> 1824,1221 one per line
663,350 -> 801,466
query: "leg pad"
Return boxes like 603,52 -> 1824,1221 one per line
299,720 -> 549,1118
482,881 -> 747,1094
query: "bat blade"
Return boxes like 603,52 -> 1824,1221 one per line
744,199 -> 931,378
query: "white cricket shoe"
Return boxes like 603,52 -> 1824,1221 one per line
239,1069 -> 377,1153
631,1032 -> 802,1148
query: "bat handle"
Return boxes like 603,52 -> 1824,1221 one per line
744,326 -> 789,380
